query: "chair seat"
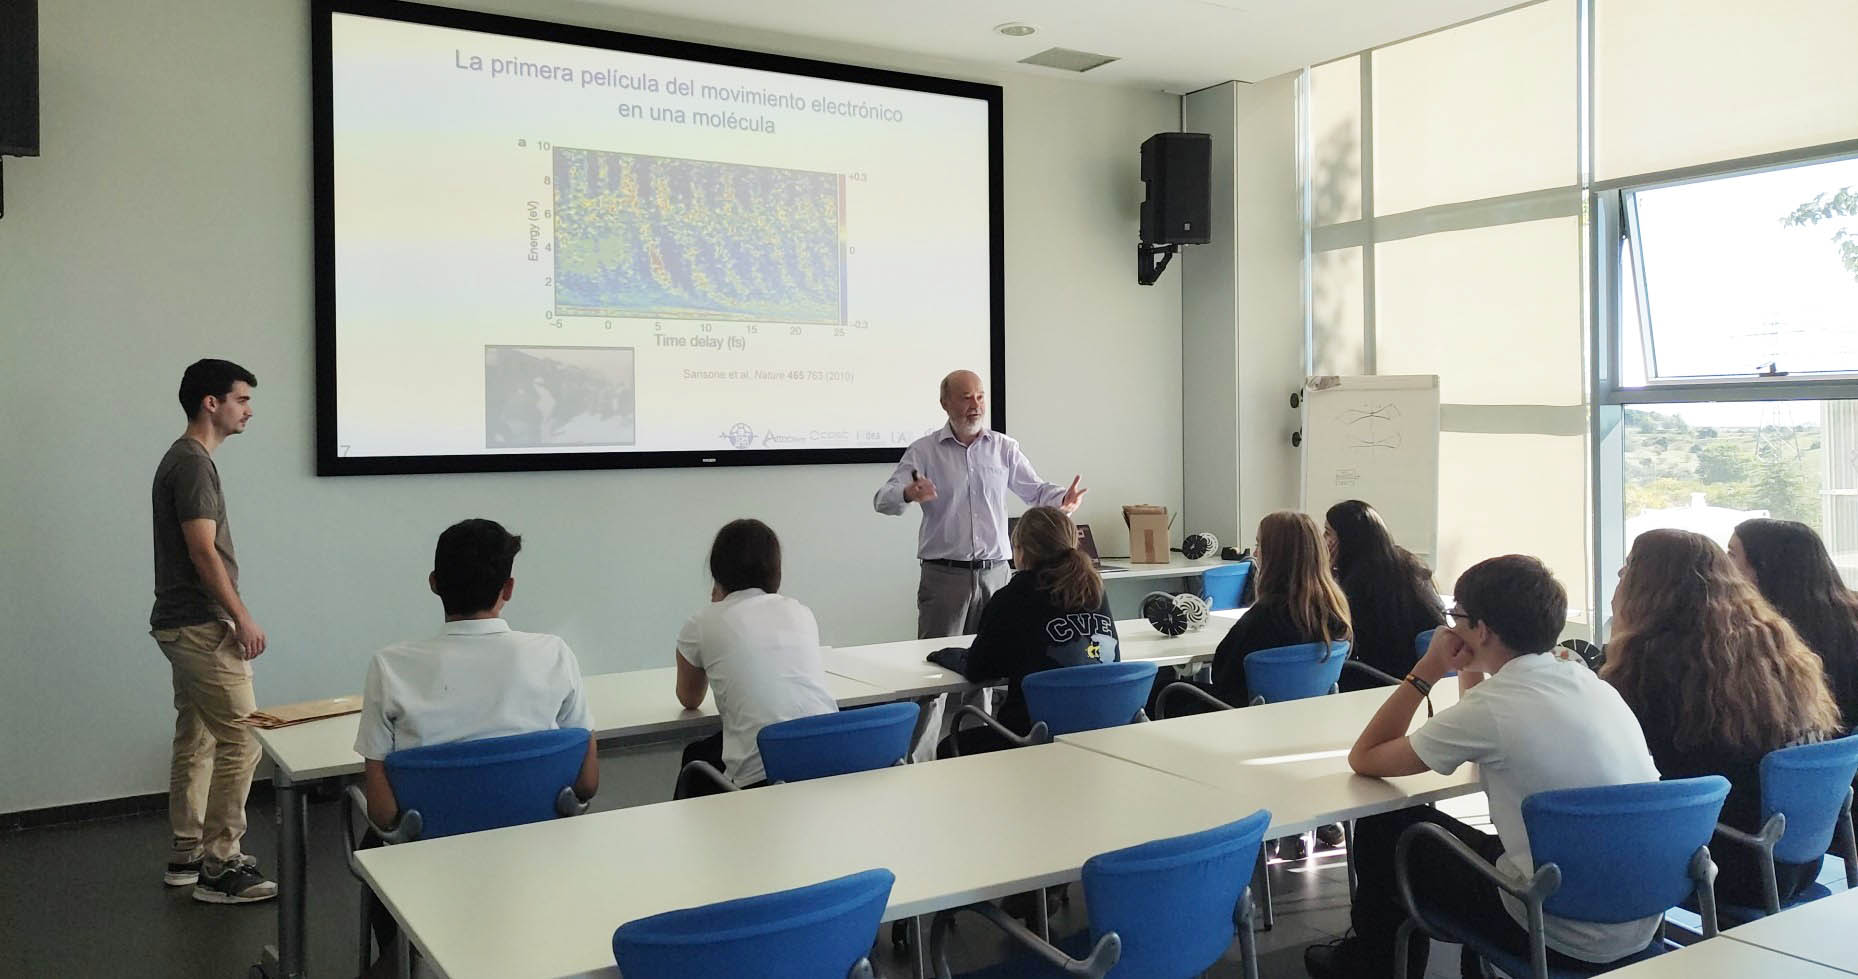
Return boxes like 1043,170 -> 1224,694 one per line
948,929 -> 1094,979
1715,882 -> 1836,926
1421,909 -> 1666,979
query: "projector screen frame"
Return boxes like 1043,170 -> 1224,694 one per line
311,0 -> 1005,477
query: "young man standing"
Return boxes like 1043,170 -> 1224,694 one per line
1305,555 -> 1659,979
353,519 -> 598,830
150,358 -> 275,903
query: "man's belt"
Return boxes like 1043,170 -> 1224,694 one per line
922,558 -> 1005,569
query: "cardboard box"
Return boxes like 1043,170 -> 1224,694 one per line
1123,505 -> 1171,564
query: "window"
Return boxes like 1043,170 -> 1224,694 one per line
1621,401 -> 1858,587
1622,157 -> 1858,383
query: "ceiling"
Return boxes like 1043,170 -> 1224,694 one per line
583,0 -> 1530,92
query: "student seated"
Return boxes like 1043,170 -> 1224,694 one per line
354,518 -> 598,829
1605,529 -> 1843,910
674,518 -> 838,793
1306,555 -> 1659,979
929,506 -> 1119,757
1730,518 -> 1858,732
351,519 -> 598,979
1325,499 -> 1444,691
1167,510 -> 1349,712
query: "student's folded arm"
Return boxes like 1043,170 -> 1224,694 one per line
1347,683 -> 1434,777
674,650 -> 708,710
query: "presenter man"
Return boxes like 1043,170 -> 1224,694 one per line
874,370 -> 1086,638
149,359 -> 276,904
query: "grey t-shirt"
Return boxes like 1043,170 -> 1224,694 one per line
150,437 -> 238,629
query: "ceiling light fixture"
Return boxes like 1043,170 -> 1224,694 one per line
994,22 -> 1037,37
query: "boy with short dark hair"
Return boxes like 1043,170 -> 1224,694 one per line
354,519 -> 598,829
1306,555 -> 1660,978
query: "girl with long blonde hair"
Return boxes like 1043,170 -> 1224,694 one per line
1207,510 -> 1352,707
1605,528 -> 1842,907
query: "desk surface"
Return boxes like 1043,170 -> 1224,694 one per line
255,666 -> 890,782
355,742 -> 1257,979
1607,935 -> 1851,977
818,617 -> 1233,698
1098,555 -> 1240,581
1726,887 -> 1858,974
1058,681 -> 1476,835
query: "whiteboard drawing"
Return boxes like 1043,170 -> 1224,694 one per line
1338,402 -> 1405,453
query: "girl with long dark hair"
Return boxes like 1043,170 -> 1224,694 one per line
1325,500 -> 1445,690
1730,518 -> 1858,730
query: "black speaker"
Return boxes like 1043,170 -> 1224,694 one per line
0,0 -> 40,157
1140,132 -> 1209,245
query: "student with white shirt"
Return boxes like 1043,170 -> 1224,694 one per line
673,518 -> 839,794
354,519 -> 599,829
1305,555 -> 1660,979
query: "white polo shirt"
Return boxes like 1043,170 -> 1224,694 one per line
354,618 -> 593,760
675,588 -> 838,786
1409,652 -> 1661,963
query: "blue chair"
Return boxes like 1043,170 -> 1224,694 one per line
1243,640 -> 1351,705
344,727 -> 593,975
1200,562 -> 1252,611
1713,734 -> 1858,920
949,661 -> 1159,753
931,810 -> 1272,979
1414,629 -> 1437,659
675,702 -> 919,797
1393,776 -> 1730,979
613,868 -> 894,979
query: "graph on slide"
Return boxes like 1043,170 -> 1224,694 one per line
552,148 -> 847,324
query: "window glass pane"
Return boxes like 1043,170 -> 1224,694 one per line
1377,217 -> 1583,406
1596,0 -> 1858,181
1439,430 -> 1589,612
1372,0 -> 1575,215
1312,246 -> 1364,376
1310,57 -> 1361,227
1631,158 -> 1858,380
1622,401 -> 1857,586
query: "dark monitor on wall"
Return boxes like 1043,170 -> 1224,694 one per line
0,0 -> 39,158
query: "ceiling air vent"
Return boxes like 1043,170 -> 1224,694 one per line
1017,47 -> 1120,73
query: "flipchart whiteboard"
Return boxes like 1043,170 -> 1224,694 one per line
1299,375 -> 1440,565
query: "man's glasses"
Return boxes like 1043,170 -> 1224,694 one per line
1445,607 -> 1478,628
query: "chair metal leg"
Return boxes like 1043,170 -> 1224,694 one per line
357,888 -> 374,977
1035,888 -> 1051,942
1344,819 -> 1358,900
1253,849 -> 1275,930
1392,919 -> 1414,979
1235,885 -> 1261,979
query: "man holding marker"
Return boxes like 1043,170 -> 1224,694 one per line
874,369 -> 1086,639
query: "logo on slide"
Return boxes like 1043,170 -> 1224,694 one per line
721,422 -> 758,449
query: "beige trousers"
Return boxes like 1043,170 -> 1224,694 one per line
152,620 -> 258,868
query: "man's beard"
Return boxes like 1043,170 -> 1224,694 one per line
952,418 -> 985,438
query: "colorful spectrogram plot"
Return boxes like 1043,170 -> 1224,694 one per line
552,148 -> 847,324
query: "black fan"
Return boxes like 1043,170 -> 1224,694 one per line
1142,590 -> 1189,637
1181,532 -> 1219,560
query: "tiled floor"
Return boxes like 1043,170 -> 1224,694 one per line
0,744 -> 1468,978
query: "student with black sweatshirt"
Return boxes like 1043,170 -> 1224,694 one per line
1326,499 -> 1444,691
1605,529 -> 1844,909
929,506 -> 1119,757
1207,510 -> 1352,708
1730,518 -> 1858,732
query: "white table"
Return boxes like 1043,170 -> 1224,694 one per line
818,616 -> 1234,699
1098,555 -> 1242,581
1057,681 -> 1477,835
251,666 -> 892,979
354,742 -> 1259,979
1725,887 -> 1858,974
1603,935 -> 1851,977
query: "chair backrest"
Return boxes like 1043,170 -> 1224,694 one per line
612,868 -> 893,979
1522,776 -> 1729,923
1414,629 -> 1437,659
1762,734 -> 1858,865
1243,641 -> 1351,703
383,727 -> 589,840
1082,809 -> 1271,978
1023,661 -> 1159,736
756,703 -> 918,783
1200,563 -> 1252,612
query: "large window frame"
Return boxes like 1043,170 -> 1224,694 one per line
1590,140 -> 1858,634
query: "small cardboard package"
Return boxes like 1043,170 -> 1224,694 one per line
1122,505 -> 1171,564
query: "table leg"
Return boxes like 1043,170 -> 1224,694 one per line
909,915 -> 930,979
258,771 -> 309,978
905,697 -> 938,762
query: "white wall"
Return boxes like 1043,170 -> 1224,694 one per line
0,0 -> 1181,813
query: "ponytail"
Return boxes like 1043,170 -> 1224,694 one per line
1040,548 -> 1104,612
1013,506 -> 1105,612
